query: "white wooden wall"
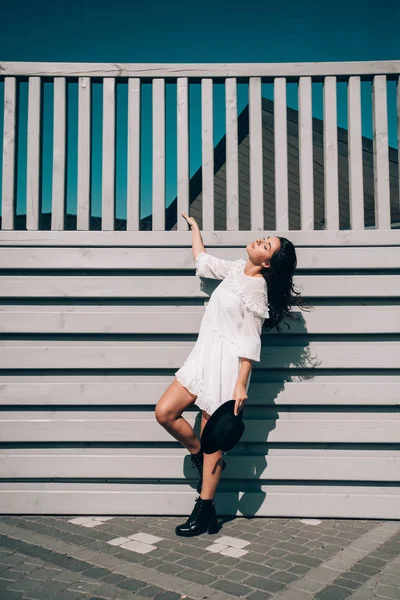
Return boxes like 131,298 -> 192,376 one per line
0,243 -> 399,518
0,61 -> 399,518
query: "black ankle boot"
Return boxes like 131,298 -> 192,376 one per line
190,449 -> 227,494
175,496 -> 219,537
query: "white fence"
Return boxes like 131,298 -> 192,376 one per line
1,60 -> 399,237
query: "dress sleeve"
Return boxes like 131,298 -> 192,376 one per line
194,251 -> 242,280
237,305 -> 265,362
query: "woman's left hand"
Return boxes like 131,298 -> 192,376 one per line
232,383 -> 248,416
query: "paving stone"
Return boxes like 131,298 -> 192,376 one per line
177,568 -> 217,585
28,567 -> 62,581
0,592 -> 25,600
155,592 -> 184,600
100,572 -> 128,585
67,579 -> 101,593
242,575 -> 286,593
237,560 -> 276,578
269,570 -> 300,584
375,584 -> 400,599
246,592 -> 273,600
210,578 -> 253,597
157,563 -> 187,576
81,566 -> 110,579
6,576 -> 54,594
334,576 -> 363,590
134,583 -> 168,597
315,584 -> 354,599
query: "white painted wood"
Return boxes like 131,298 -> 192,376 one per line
3,448 -> 400,481
1,61 -> 399,78
348,76 -> 364,229
274,78 -> 289,230
249,77 -> 263,230
152,79 -> 165,230
1,246 -> 399,269
201,78 -> 214,230
398,76 -> 400,211
26,77 -> 41,230
2,483 -> 399,517
1,273 -> 398,298
1,230 -> 399,246
372,75 -> 391,229
0,340 -> 399,370
102,78 -> 116,230
225,78 -> 239,230
0,305 -> 399,335
1,377 -> 399,406
0,305 -> 203,334
323,77 -> 339,230
51,78 -> 66,231
0,377 -> 397,404
77,77 -> 91,230
1,77 -> 17,231
298,77 -> 314,230
177,78 -> 189,231
2,409 -> 400,443
127,78 -> 141,231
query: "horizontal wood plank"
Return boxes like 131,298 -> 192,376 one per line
1,482 -> 400,518
0,340 -> 399,369
2,448 -> 399,481
1,410 -> 400,443
1,246 -> 400,269
1,377 -> 398,405
1,60 -> 399,79
0,305 -> 399,334
1,230 -> 399,245
0,275 -> 398,298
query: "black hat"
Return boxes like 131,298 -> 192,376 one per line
200,400 -> 245,454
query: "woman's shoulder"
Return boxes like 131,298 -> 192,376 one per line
224,266 -> 269,318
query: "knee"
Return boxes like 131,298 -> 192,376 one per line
155,403 -> 172,425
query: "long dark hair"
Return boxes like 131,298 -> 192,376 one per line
261,237 -> 310,332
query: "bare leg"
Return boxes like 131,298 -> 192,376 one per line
199,410 -> 224,500
155,379 -> 201,454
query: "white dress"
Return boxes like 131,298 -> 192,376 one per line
175,251 -> 270,416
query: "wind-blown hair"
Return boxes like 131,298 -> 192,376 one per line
261,237 -> 310,332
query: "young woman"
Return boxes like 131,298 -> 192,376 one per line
155,211 -> 303,537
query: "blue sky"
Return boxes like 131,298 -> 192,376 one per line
0,0 -> 398,220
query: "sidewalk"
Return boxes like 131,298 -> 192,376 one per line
0,512 -> 399,600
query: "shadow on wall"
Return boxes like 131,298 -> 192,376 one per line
183,290 -> 318,517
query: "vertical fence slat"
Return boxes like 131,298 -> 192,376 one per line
298,77 -> 314,230
201,79 -> 214,231
26,77 -> 41,230
398,76 -> 400,213
152,79 -> 165,230
102,78 -> 116,230
77,77 -> 91,230
51,78 -> 66,231
1,77 -> 16,230
127,78 -> 141,231
249,77 -> 263,231
323,76 -> 339,230
274,77 -> 289,231
225,78 -> 239,230
372,75 -> 391,230
348,76 -> 364,230
177,77 -> 189,231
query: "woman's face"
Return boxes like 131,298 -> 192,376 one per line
246,236 -> 281,268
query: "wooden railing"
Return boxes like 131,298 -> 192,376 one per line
0,60 -> 399,238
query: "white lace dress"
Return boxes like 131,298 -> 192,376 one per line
174,251 -> 270,416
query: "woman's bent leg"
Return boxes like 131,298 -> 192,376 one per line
155,379 -> 201,453
199,410 -> 224,500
